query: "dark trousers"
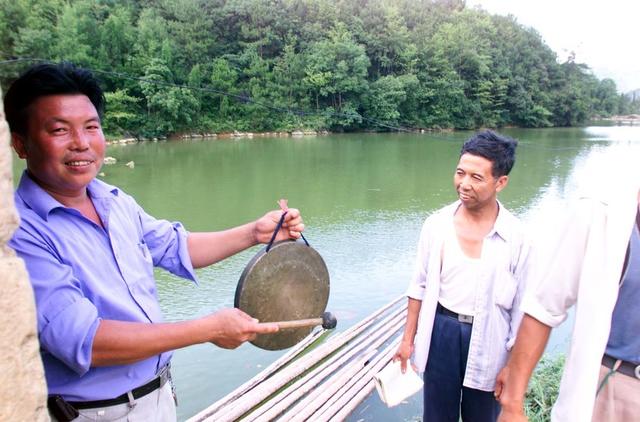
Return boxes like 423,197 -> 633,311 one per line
423,308 -> 500,422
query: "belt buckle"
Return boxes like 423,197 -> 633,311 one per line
458,314 -> 473,324
635,364 -> 640,380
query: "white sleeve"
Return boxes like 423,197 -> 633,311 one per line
406,219 -> 431,300
521,199 -> 597,328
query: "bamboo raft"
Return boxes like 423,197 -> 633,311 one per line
187,296 -> 407,422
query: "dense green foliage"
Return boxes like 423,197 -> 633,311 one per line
525,354 -> 564,422
1,0 -> 638,138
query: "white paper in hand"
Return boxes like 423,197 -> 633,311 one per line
374,360 -> 424,407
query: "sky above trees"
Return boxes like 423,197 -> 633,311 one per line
468,0 -> 640,93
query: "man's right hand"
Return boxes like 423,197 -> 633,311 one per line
392,340 -> 414,373
497,407 -> 528,422
495,365 -> 528,422
204,308 -> 279,349
493,315 -> 552,422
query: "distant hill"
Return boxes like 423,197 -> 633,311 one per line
626,89 -> 640,101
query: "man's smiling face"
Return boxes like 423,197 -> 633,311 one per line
12,94 -> 106,199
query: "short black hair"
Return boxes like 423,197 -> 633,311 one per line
3,62 -> 105,136
460,130 -> 518,177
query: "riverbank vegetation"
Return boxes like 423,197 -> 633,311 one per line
525,354 -> 564,422
1,0 -> 639,138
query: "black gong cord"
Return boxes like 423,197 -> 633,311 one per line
266,211 -> 310,252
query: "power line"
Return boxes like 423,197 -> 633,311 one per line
0,56 -> 592,151
0,56 -> 416,133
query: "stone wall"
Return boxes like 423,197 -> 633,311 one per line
0,88 -> 49,420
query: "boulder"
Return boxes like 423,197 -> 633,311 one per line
0,87 -> 49,421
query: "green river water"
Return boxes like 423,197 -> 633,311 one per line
11,125 -> 640,420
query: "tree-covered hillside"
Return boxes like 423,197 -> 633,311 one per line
1,0 -> 637,138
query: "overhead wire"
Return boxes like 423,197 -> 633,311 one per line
0,56 -> 416,133
0,56 -> 595,150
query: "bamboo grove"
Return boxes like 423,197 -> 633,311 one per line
1,0 -> 638,138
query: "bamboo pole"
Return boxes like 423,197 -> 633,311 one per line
329,296 -> 404,343
285,333 -> 402,422
322,345 -> 397,421
332,379 -> 377,421
206,299 -> 406,421
247,320 -> 402,422
312,337 -> 402,422
281,324 -> 404,422
277,349 -> 377,422
247,317 -> 405,422
305,303 -> 407,421
187,329 -> 324,422
273,350 -> 376,421
287,307 -> 406,415
308,343 -> 387,421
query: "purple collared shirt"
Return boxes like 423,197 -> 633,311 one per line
10,172 -> 197,401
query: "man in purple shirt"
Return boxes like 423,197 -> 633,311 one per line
4,62 -> 304,421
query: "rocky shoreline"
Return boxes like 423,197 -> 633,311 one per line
600,114 -> 640,124
106,129 -> 332,144
107,117 -> 640,145
105,127 -> 458,144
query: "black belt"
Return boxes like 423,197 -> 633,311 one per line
602,354 -> 640,380
436,303 -> 474,324
67,366 -> 170,410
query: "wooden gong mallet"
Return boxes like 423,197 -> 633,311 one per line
274,311 -> 337,330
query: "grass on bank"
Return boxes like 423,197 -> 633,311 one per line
525,354 -> 565,422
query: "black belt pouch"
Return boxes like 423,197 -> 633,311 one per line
47,395 -> 80,422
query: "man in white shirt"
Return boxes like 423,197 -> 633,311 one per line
496,187 -> 640,422
394,131 -> 530,422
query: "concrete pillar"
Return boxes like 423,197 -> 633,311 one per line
0,87 -> 49,420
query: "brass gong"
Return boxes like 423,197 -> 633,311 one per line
234,239 -> 330,350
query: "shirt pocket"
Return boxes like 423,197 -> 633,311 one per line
134,239 -> 155,284
137,239 -> 153,265
493,269 -> 518,310
126,240 -> 157,298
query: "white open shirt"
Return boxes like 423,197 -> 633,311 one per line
406,201 -> 531,391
